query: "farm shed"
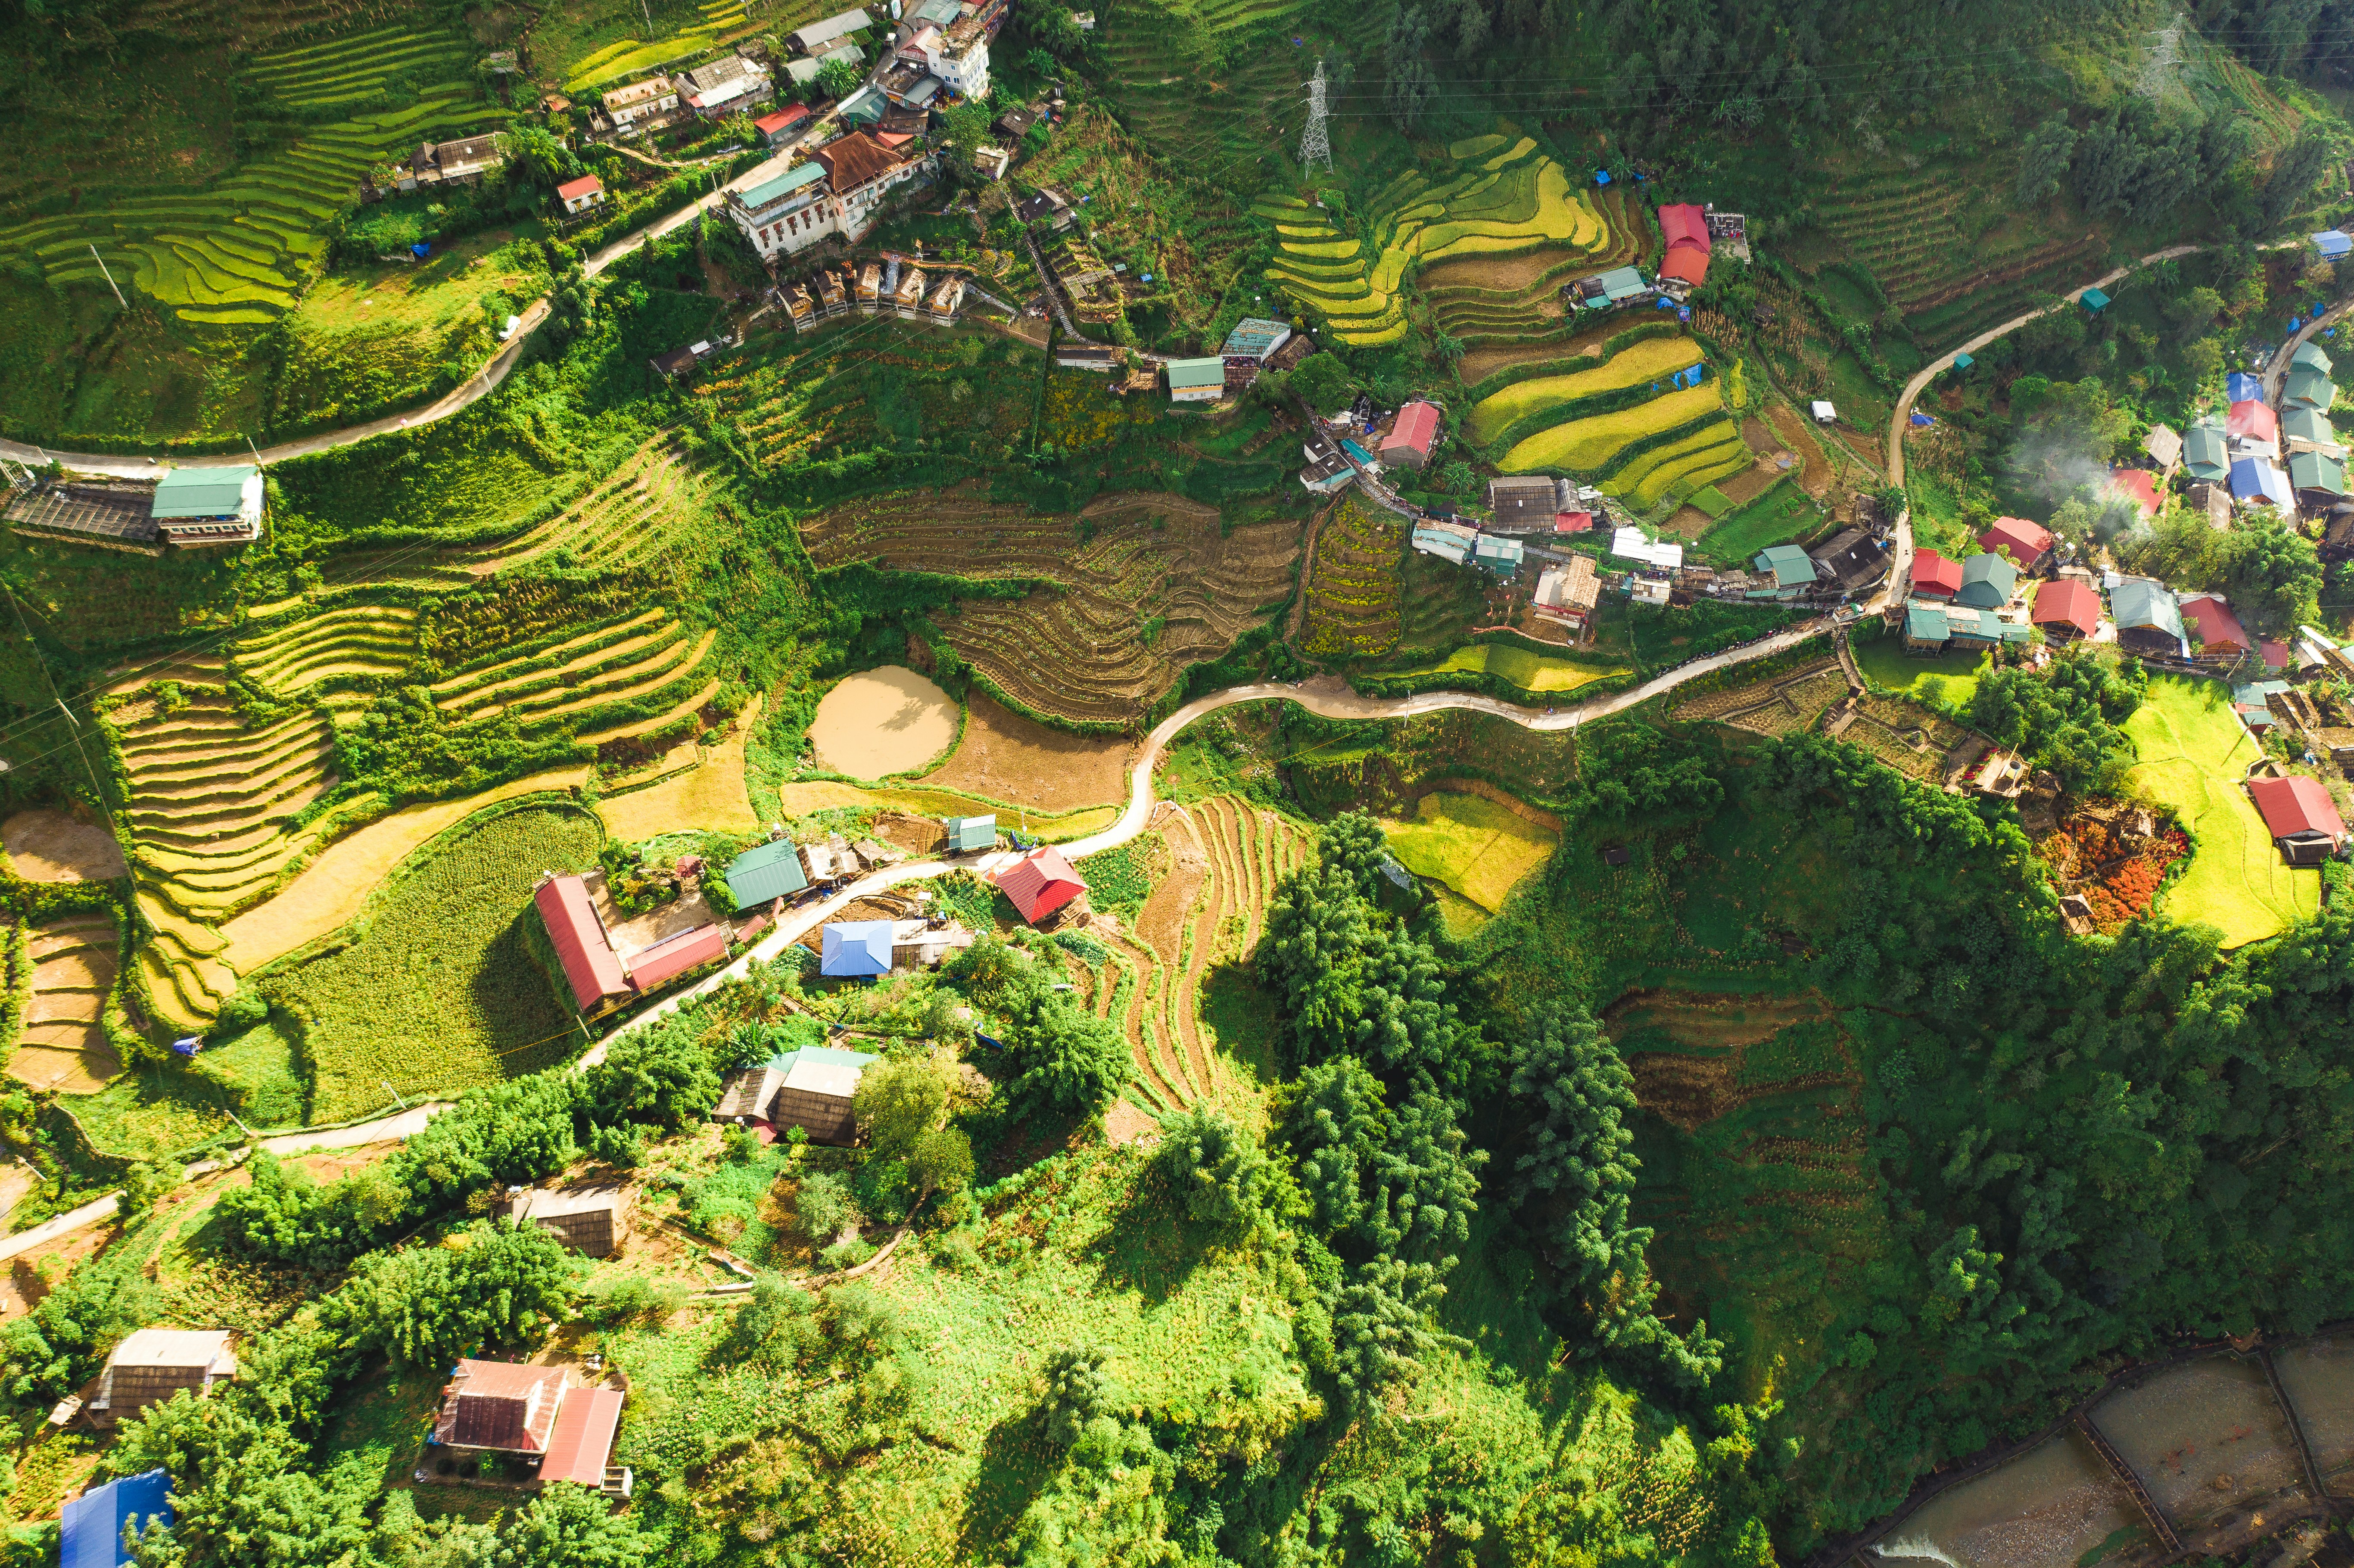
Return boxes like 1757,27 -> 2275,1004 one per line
87,1329 -> 236,1428
822,921 -> 896,977
2246,775 -> 2347,864
651,346 -> 698,379
1655,203 -> 1711,289
1752,544 -> 1818,593
2178,593 -> 2251,655
151,465 -> 263,546
1977,516 -> 2053,571
2230,456 -> 2294,508
1382,401 -> 1442,470
1808,529 -> 1888,594
2284,366 -> 2337,412
1611,526 -> 1683,571
1412,521 -> 1477,564
1056,345 -> 1119,371
2110,579 -> 2189,659
996,845 -> 1087,923
2182,419 -> 2230,481
2228,399 -> 2279,445
624,923 -> 727,991
1220,318 -> 1293,362
541,1385 -> 628,1493
62,1467 -> 171,1567
408,135 -> 503,187
1909,549 -> 1963,599
768,1045 -> 879,1143
4,481 -> 166,554
2313,230 -> 2353,260
556,174 -> 604,215
943,814 -> 997,852
1301,448 -> 1354,494
1903,601 -> 1951,652
534,875 -> 632,1015
788,6 -> 873,52
1810,401 -> 1837,423
2291,450 -> 2349,498
2144,423 -> 2183,471
1165,358 -> 1227,403
1532,556 -> 1600,628
435,1361 -> 569,1455
2030,579 -> 2100,642
786,42 -> 866,86
1571,266 -> 1651,309
726,839 -> 811,905
504,1184 -> 633,1258
1488,476 -> 1565,531
1953,554 -> 2018,610
1474,535 -> 1526,577
2079,287 -> 2109,313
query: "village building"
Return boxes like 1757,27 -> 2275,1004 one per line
2110,578 -> 2188,659
86,1329 -> 236,1428
2290,449 -> 2348,503
1952,553 -> 2018,610
2184,480 -> 2233,529
1751,544 -> 1818,597
821,919 -> 896,977
2284,362 -> 2337,413
2283,405 -> 2345,454
2181,418 -> 2230,482
2229,398 -> 2280,451
755,104 -> 814,146
2030,578 -> 2100,643
603,76 -> 684,139
1300,444 -> 1353,495
1220,317 -> 1292,365
2143,423 -> 2182,473
897,15 -> 991,100
1487,476 -> 1565,532
1903,600 -> 1951,653
650,345 -> 699,379
151,465 -> 264,546
788,6 -> 873,53
2231,454 -> 2294,508
716,1042 -> 884,1140
894,262 -> 927,317
1380,400 -> 1441,470
1611,526 -> 1682,572
785,41 -> 866,89
1567,265 -> 1652,311
534,874 -> 633,1015
996,845 -> 1086,923
679,56 -> 772,118
926,273 -> 966,323
2246,775 -> 2347,865
2178,592 -> 2252,658
1531,556 -> 1600,630
942,814 -> 997,853
556,174 -> 604,215
504,1184 -> 633,1258
406,134 -> 504,189
623,923 -> 728,992
1945,604 -> 2029,652
818,131 -> 927,243
2107,468 -> 2161,520
1411,519 -> 1477,565
1474,534 -> 1526,578
1806,528 -> 1887,594
1655,202 -> 1711,293
1977,516 -> 2053,572
1909,548 -> 1964,600
63,1470 -> 172,1565
724,838 -> 811,907
1165,358 -> 1226,403
434,1361 -> 570,1457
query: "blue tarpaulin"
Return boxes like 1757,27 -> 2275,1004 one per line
1911,411 -> 1935,426
1677,305 -> 1691,321
410,243 -> 430,258
62,1468 -> 172,1568
1594,169 -> 1612,185
1655,296 -> 1676,308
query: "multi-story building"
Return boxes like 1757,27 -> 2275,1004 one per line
602,76 -> 682,139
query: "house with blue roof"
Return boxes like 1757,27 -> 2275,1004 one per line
62,1467 -> 171,1567
821,920 -> 897,977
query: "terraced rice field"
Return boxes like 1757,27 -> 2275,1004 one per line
564,0 -> 750,91
1067,797 -> 1311,1116
1258,137 -> 1615,350
1498,380 -> 1726,477
232,601 -> 419,708
435,439 -> 723,583
10,914 -> 123,1094
1296,494 -> 1402,661
1422,182 -> 1641,347
0,25 -> 505,324
801,488 -> 1299,725
431,606 -> 721,739
1607,421 -> 1753,512
1468,336 -> 1706,446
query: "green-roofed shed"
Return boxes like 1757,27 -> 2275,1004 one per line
2080,287 -> 2110,312
1954,553 -> 2018,609
2290,449 -> 2348,495
2295,339 -> 2334,375
943,815 -> 996,853
2285,366 -> 2336,411
152,464 -> 262,520
1753,544 -> 1817,591
725,839 -> 810,907
1166,357 -> 1226,402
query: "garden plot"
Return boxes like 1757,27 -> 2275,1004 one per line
802,488 -> 1298,726
230,602 -> 419,701
1671,659 -> 1849,732
2126,675 -> 2319,948
441,439 -> 722,583
1297,494 -> 1403,661
1692,479 -> 1823,567
9,914 -> 123,1094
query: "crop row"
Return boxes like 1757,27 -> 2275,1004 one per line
1499,383 -> 1725,476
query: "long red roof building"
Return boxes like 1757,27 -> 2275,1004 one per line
2247,775 -> 2346,842
534,875 -> 632,1012
1656,203 -> 1711,287
1909,548 -> 1964,599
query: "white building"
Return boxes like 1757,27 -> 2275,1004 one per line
556,174 -> 604,215
678,56 -> 772,118
603,76 -> 680,138
722,132 -> 927,261
899,16 -> 990,100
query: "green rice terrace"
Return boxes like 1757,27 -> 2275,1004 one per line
5,3 -> 2354,1566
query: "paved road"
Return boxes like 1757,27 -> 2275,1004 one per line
0,1193 -> 121,1264
0,189 -> 728,477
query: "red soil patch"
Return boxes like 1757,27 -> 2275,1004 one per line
918,692 -> 1137,811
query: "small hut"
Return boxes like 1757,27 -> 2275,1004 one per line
504,1183 -> 634,1258
87,1329 -> 237,1428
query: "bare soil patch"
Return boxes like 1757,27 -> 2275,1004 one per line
1767,404 -> 1838,497
809,666 -> 959,780
1603,989 -> 1837,1051
8,1036 -> 120,1093
1663,505 -> 1714,540
1104,1101 -> 1159,1147
1714,463 -> 1787,505
875,811 -> 945,857
918,691 -> 1136,811
2,809 -> 127,882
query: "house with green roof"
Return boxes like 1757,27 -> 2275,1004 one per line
1752,544 -> 1818,594
2111,578 -> 2188,659
2290,449 -> 2348,497
1953,553 -> 2018,610
725,838 -> 810,908
2283,407 -> 2341,450
943,815 -> 997,854
2181,418 -> 2230,482
1903,600 -> 1951,653
2295,339 -> 2334,376
1165,358 -> 1227,403
151,464 -> 264,546
2284,366 -> 2336,412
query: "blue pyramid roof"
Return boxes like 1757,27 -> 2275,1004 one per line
820,920 -> 895,976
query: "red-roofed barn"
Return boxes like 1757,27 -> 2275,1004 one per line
1656,203 -> 1712,288
534,875 -> 633,1014
995,846 -> 1088,924
2030,578 -> 2099,641
1909,549 -> 1964,599
2178,592 -> 2251,654
2246,775 -> 2347,864
1977,516 -> 2054,571
625,924 -> 728,992
1380,401 -> 1441,470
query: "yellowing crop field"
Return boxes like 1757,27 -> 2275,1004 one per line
1381,791 -> 1557,911
1470,335 -> 1703,444
1605,421 -> 1744,501
1500,383 -> 1725,474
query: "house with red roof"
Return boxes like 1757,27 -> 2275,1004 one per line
556,175 -> 604,216
2030,578 -> 2099,642
2106,468 -> 2161,520
1977,516 -> 2054,572
534,875 -> 633,1015
624,924 -> 728,992
995,845 -> 1088,924
2228,399 -> 2279,446
1656,203 -> 1711,290
2246,774 -> 2347,865
754,103 -> 812,145
1380,401 -> 1442,470
2178,592 -> 2251,656
1909,548 -> 1964,599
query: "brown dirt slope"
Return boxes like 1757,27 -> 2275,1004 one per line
918,692 -> 1137,810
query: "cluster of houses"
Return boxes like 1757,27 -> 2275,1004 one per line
1302,390 -> 1441,493
2,463 -> 266,554
722,126 -> 932,263
1561,202 -> 1745,312
775,250 -> 968,333
2192,347 -> 2348,514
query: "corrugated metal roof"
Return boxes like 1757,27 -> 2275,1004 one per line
1954,553 -> 2018,609
534,876 -> 630,1009
739,159 -> 827,211
2295,339 -> 2335,374
556,174 -> 603,200
726,839 -> 809,906
151,465 -> 255,519
1906,602 -> 1949,641
625,923 -> 727,990
2291,450 -> 2348,494
1165,357 -> 1226,389
1384,400 -> 1441,456
943,814 -> 996,851
540,1387 -> 624,1489
2109,578 -> 2185,638
996,845 -> 1086,922
821,920 -> 895,975
62,1468 -> 170,1568
2248,775 -> 2345,840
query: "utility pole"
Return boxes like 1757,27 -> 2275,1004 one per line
87,244 -> 126,309
1298,58 -> 1332,174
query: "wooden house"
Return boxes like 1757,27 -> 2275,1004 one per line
504,1183 -> 633,1258
434,1361 -> 569,1456
86,1329 -> 236,1428
857,263 -> 884,310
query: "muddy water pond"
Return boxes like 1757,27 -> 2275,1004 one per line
2273,1335 -> 2354,1490
807,666 -> 959,779
1871,1431 -> 2137,1568
2090,1354 -> 2308,1526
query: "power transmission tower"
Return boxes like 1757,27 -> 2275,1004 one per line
1298,59 -> 1332,173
